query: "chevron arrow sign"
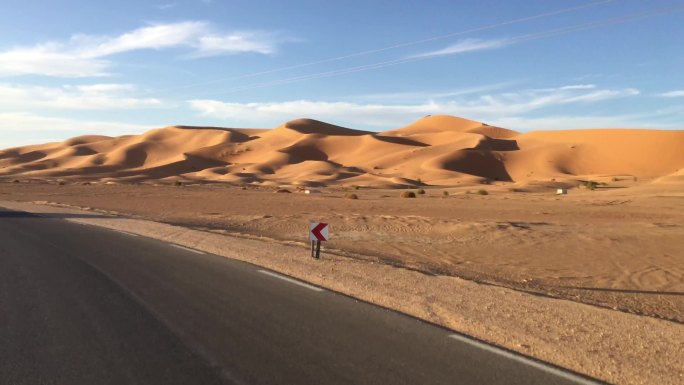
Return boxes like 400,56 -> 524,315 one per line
309,222 -> 329,241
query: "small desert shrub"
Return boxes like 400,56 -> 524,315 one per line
174,181 -> 183,187
442,190 -> 449,197
11,179 -> 20,183
81,182 -> 91,185
353,185 -> 361,190
508,188 -> 523,193
275,188 -> 291,193
345,193 -> 359,200
416,188 -> 426,195
400,191 -> 416,198
58,181 -> 66,186
477,189 -> 489,195
633,176 -> 638,182
612,177 -> 619,182
583,180 -> 598,190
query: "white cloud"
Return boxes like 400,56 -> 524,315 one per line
0,45 -> 110,77
82,22 -> 209,58
0,112 -> 156,149
195,33 -> 277,56
188,84 -> 642,128
659,90 -> 684,97
490,115 -> 677,131
559,84 -> 596,90
0,21 -> 281,77
0,83 -> 164,110
0,112 -> 151,133
410,38 -> 511,58
157,3 -> 177,10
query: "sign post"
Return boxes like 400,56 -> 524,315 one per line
309,222 -> 329,259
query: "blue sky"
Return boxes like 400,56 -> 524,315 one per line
1,0 -> 683,148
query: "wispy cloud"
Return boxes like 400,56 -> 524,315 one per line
0,21 -> 283,77
659,90 -> 684,97
410,38 -> 511,58
0,83 -> 164,109
188,84 -> 642,129
157,2 -> 177,10
0,112 -> 156,149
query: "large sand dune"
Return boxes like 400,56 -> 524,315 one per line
1,115 -> 683,186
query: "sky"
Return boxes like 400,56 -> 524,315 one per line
0,0 -> 683,148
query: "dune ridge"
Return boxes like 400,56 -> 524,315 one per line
1,115 -> 683,187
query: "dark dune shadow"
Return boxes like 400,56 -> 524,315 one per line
283,119 -> 372,136
560,286 -> 684,296
441,149 -> 513,182
372,135 -> 430,147
475,138 -> 519,152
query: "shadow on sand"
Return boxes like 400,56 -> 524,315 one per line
560,286 -> 684,296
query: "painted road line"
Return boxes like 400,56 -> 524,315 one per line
447,334 -> 603,385
170,244 -> 205,255
258,270 -> 324,292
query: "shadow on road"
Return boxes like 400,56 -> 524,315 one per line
0,210 -> 115,220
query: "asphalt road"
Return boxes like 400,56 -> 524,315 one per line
0,207 -> 605,385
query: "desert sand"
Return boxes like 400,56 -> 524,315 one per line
2,115 -> 683,187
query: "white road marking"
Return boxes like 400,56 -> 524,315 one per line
112,229 -> 138,237
258,270 -> 324,292
447,334 -> 602,385
170,244 -> 205,255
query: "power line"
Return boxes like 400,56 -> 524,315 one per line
187,4 -> 684,98
146,0 -> 617,95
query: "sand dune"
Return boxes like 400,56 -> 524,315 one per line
1,115 -> 683,187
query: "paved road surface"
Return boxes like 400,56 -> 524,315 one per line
0,207 -> 604,385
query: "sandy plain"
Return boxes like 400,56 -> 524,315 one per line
0,181 -> 682,323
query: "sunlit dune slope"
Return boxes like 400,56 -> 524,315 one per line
1,115 -> 683,187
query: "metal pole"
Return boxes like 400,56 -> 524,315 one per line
315,240 -> 321,259
311,241 -> 315,258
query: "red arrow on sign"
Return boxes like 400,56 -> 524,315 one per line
311,222 -> 328,241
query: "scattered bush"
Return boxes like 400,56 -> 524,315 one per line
477,189 -> 489,195
582,180 -> 599,190
416,188 -> 426,195
81,182 -> 91,185
275,188 -> 291,193
633,176 -> 638,182
174,181 -> 183,187
442,190 -> 449,197
353,185 -> 361,190
58,181 -> 66,186
345,193 -> 359,200
400,191 -> 416,198
11,179 -> 20,183
612,177 -> 620,182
